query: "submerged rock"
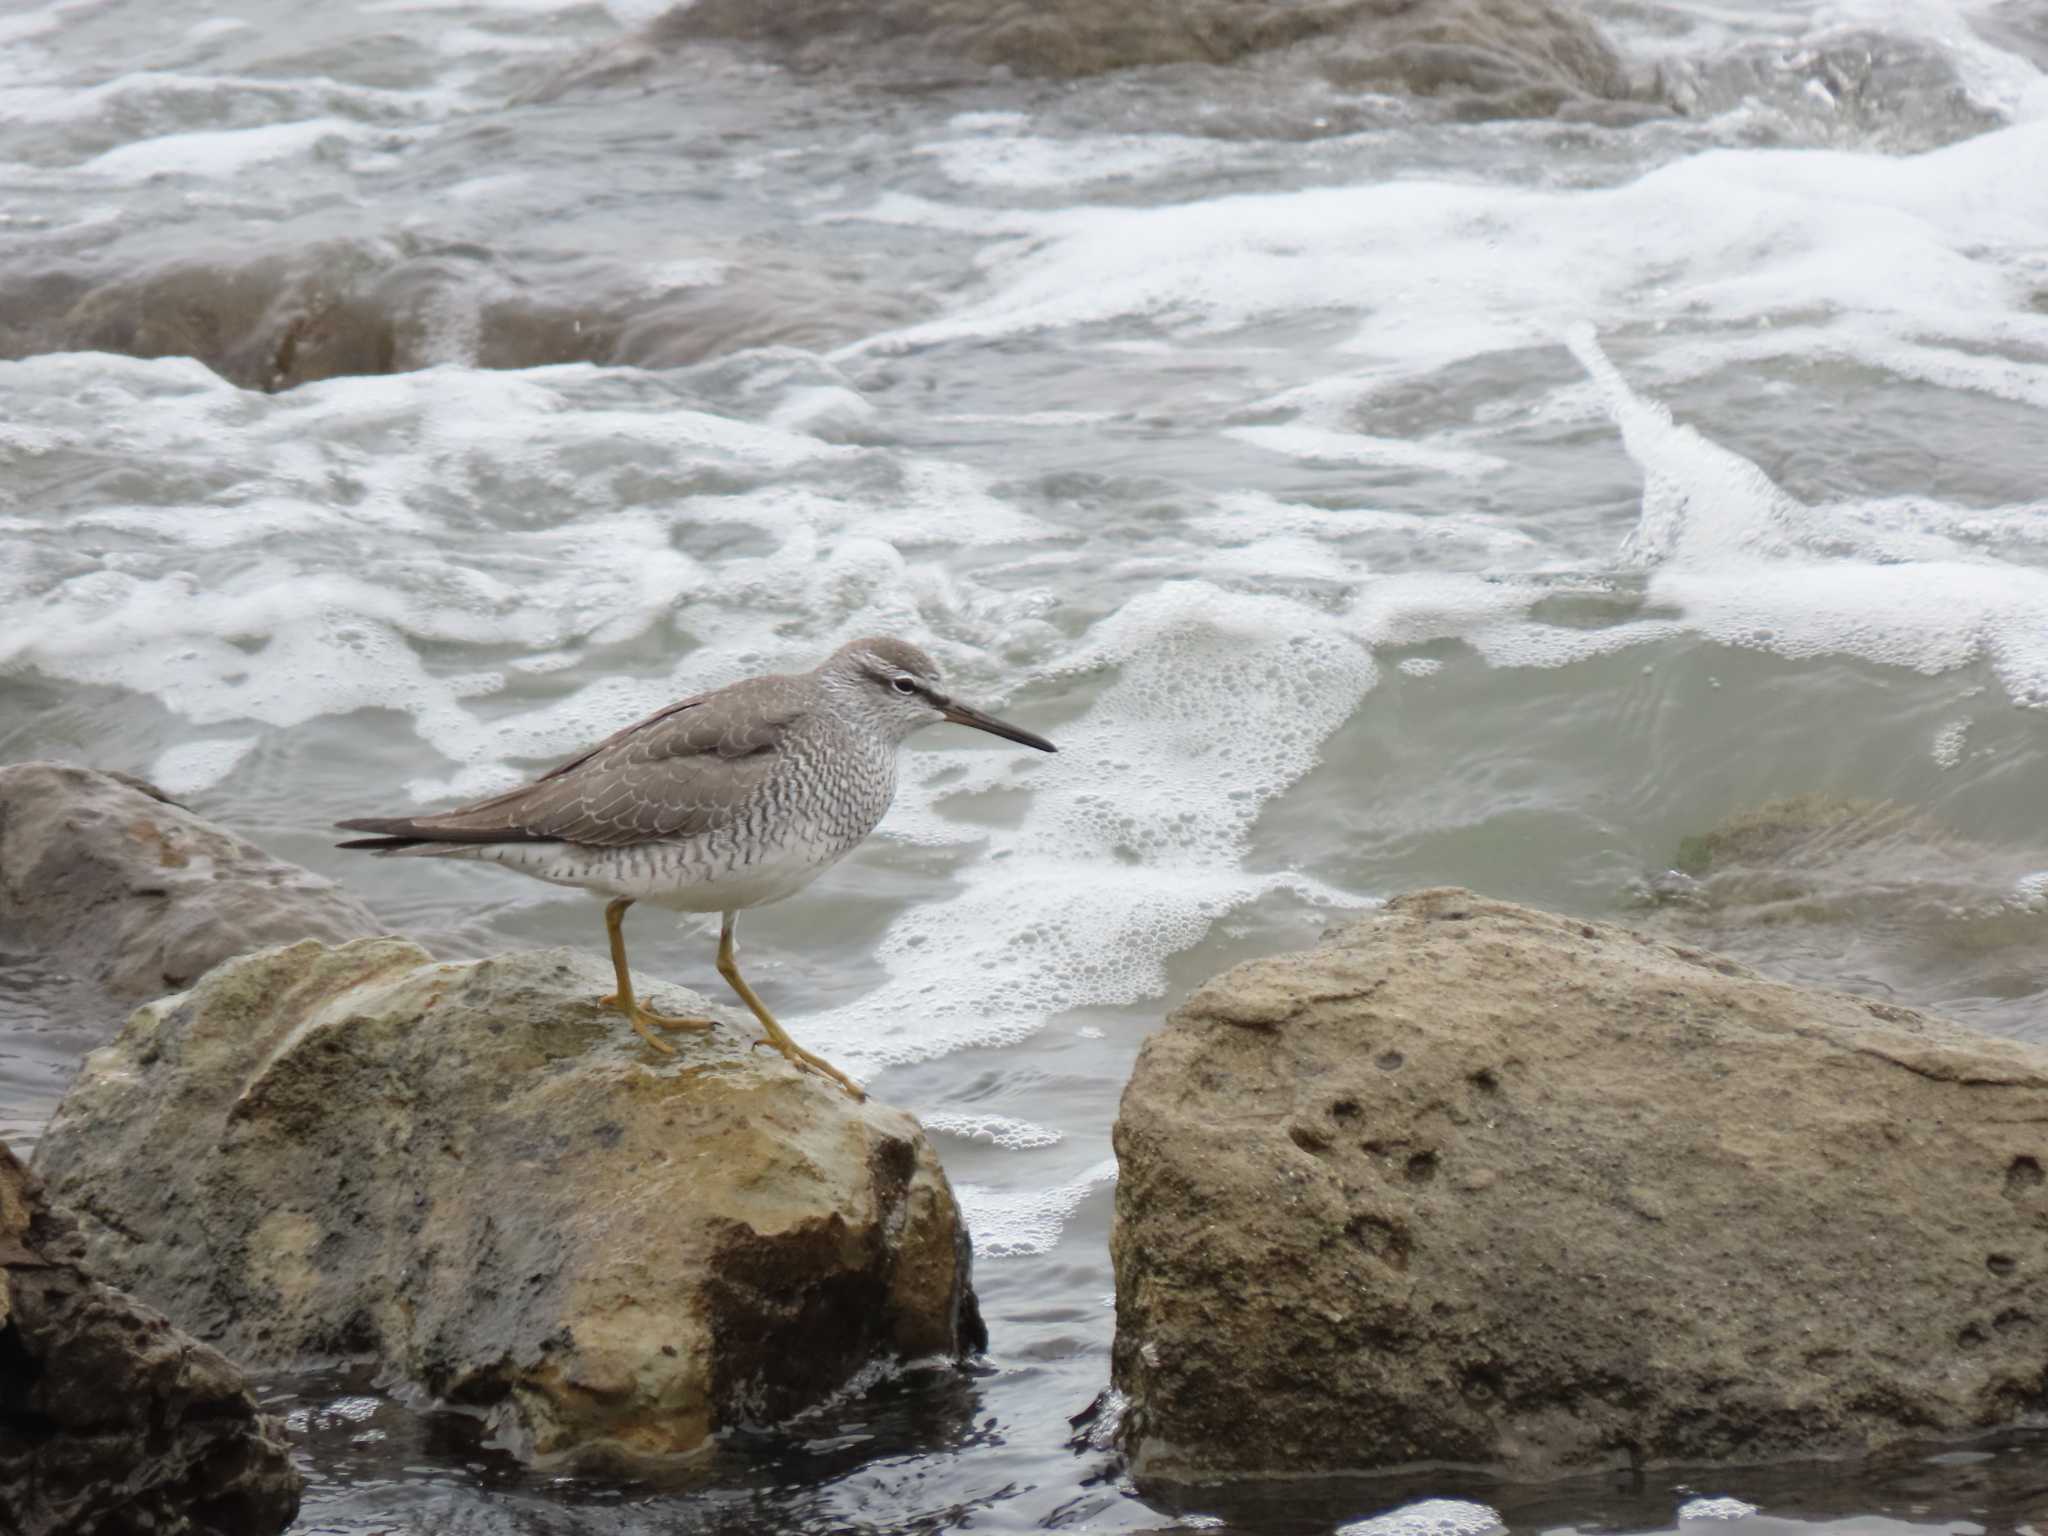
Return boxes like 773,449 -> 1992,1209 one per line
1111,887 -> 2048,1487
0,239 -> 915,393
0,762 -> 379,1006
1639,794 -> 2048,1037
1,1140 -> 302,1536
1666,792 -> 1932,879
32,938 -> 982,1465
647,0 -> 1644,116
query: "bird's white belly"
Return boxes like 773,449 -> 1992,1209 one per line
637,834 -> 845,912
466,830 -> 853,913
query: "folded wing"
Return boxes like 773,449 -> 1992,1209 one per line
337,691 -> 806,849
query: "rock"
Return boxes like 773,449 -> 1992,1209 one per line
1110,887 -> 2048,1487
32,938 -> 983,1465
1666,792 -> 1931,878
0,761 -> 380,1005
0,1140 -> 302,1536
0,241 -> 916,393
1636,794 -> 2048,1039
648,0 -> 1644,116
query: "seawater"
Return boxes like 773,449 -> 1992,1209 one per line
2,0 -> 2047,1529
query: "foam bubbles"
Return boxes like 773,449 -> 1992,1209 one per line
799,583 -> 1375,1073
1677,1495 -> 1761,1521
921,1112 -> 1063,1150
952,1158 -> 1117,1258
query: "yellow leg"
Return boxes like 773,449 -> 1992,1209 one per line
600,897 -> 714,1053
715,912 -> 864,1100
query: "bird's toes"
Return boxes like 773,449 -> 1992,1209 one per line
793,1052 -> 865,1101
648,1011 -> 714,1032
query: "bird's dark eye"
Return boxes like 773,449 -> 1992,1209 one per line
891,677 -> 916,695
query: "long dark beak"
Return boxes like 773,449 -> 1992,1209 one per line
940,699 -> 1058,753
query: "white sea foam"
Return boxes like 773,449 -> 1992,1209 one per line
84,117 -> 373,178
1677,1494 -> 1761,1521
1567,332 -> 2048,707
0,358 -> 914,766
150,736 -> 260,797
1226,424 -> 1507,480
1567,326 -> 1805,568
1336,1498 -> 1506,1536
952,1157 -> 1118,1258
1193,492 -> 1538,558
1199,532 -> 1356,584
851,121 -> 2048,391
798,584 -> 1376,1077
920,1113 -> 1063,1150
919,132 -> 1222,193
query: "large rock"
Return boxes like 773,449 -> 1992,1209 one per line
0,762 -> 379,1005
648,0 -> 1642,116
1,1141 -> 301,1536
32,938 -> 983,1464
1111,887 -> 2048,1487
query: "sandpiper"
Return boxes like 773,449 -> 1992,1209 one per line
336,636 -> 1056,1099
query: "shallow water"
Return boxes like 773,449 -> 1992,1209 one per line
4,0 -> 2048,1530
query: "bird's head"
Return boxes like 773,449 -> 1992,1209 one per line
821,636 -> 1057,753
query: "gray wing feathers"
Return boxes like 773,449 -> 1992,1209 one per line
375,684 -> 807,847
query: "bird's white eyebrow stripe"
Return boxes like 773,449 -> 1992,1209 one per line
864,665 -> 940,699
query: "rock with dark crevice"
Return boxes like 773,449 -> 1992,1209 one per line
1111,887 -> 2048,1487
0,1140 -> 302,1536
32,937 -> 983,1465
0,761 -> 380,1007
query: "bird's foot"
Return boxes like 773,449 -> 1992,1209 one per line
751,1036 -> 865,1101
600,994 -> 714,1053
600,993 -> 714,1033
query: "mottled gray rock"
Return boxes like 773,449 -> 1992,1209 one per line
33,938 -> 982,1465
1,1141 -> 301,1536
649,0 -> 1643,116
0,761 -> 379,1005
1112,887 -> 2048,1487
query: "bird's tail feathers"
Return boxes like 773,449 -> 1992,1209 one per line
334,814 -> 540,854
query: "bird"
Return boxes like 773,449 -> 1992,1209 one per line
335,636 -> 1057,1100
